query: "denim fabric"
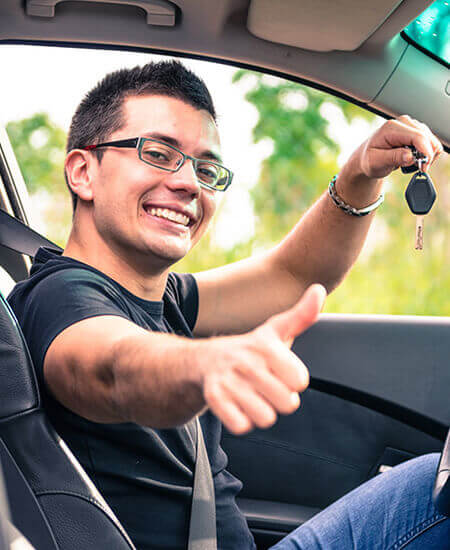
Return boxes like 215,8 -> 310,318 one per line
271,453 -> 449,550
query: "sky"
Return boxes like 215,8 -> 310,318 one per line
0,44 -> 380,250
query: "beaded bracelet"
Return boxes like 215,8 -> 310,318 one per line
328,175 -> 384,217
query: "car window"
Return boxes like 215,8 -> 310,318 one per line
1,45 -> 449,316
0,265 -> 16,297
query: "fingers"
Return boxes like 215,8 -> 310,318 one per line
260,338 -> 309,392
205,364 -> 303,435
374,117 -> 443,174
396,115 -> 443,171
222,374 -> 278,429
203,312 -> 315,434
204,379 -> 254,434
236,350 -> 307,408
202,286 -> 326,435
268,284 -> 327,344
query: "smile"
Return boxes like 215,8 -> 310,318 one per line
144,206 -> 191,227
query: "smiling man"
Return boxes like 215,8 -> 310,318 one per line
8,61 -> 449,549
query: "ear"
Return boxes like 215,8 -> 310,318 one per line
64,149 -> 95,203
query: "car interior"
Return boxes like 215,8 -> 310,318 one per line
0,0 -> 448,548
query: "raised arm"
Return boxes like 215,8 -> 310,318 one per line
194,116 -> 444,337
43,285 -> 325,434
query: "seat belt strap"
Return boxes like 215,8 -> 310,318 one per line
0,209 -> 61,257
188,417 -> 217,550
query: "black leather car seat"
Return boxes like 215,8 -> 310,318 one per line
0,291 -> 135,549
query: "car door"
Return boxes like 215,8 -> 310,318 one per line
222,313 -> 449,548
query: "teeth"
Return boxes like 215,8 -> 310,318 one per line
148,207 -> 190,226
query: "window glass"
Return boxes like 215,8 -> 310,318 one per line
402,0 -> 450,66
1,45 -> 449,316
0,266 -> 16,297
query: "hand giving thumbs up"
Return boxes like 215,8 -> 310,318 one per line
200,284 -> 327,434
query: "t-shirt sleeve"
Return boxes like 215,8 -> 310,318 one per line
12,268 -> 132,381
168,272 -> 199,331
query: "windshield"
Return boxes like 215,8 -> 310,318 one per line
402,0 -> 450,66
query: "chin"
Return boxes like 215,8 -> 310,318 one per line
143,242 -> 191,267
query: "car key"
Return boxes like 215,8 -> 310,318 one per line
401,145 -> 427,174
404,157 -> 436,250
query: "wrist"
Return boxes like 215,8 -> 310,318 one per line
188,339 -> 211,393
337,151 -> 383,208
329,174 -> 384,217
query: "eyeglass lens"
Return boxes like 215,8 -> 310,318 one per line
140,140 -> 228,190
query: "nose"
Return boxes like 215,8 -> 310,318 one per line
165,158 -> 201,197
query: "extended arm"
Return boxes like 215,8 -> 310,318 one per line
43,285 -> 324,433
194,116 -> 444,337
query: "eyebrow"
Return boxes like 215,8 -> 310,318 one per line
142,132 -> 223,163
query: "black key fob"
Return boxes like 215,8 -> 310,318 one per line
405,171 -> 436,215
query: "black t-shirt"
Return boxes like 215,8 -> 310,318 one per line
8,247 -> 256,550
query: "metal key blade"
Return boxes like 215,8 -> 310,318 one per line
415,215 -> 424,250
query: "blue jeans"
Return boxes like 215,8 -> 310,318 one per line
271,453 -> 449,550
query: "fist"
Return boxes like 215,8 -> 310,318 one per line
200,284 -> 327,435
346,115 -> 444,182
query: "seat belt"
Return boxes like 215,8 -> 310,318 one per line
188,417 -> 217,550
0,208 -> 218,548
0,209 -> 62,257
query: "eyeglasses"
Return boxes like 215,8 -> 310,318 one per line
82,137 -> 233,192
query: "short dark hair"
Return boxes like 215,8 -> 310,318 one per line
65,60 -> 217,210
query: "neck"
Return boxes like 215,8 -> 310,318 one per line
64,222 -> 170,302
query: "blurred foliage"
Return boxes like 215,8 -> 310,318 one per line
6,113 -> 72,245
231,70 -> 371,246
326,157 -> 450,315
7,113 -> 66,194
6,75 -> 450,315
185,70 -> 450,316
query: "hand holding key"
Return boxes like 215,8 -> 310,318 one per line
337,115 -> 442,250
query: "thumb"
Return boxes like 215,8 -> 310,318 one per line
268,284 -> 327,346
367,146 -> 418,178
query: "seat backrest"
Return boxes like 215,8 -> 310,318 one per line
0,292 -> 136,550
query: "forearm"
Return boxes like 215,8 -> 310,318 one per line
277,116 -> 443,292
111,331 -> 208,428
273,154 -> 383,294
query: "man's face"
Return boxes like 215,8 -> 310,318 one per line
88,94 -> 221,268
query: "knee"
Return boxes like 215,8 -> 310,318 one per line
389,452 -> 440,496
400,452 -> 440,476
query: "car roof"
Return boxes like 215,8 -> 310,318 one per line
0,0 -> 448,148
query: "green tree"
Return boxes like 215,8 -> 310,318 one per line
6,113 -> 72,246
7,113 -> 66,194
178,73 -> 377,274
232,71 -> 375,245
230,70 -> 450,316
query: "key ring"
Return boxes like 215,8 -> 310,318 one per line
410,146 -> 428,172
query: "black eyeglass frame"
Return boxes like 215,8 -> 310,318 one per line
82,137 -> 233,192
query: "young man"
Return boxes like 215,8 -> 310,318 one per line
8,61 -> 448,549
